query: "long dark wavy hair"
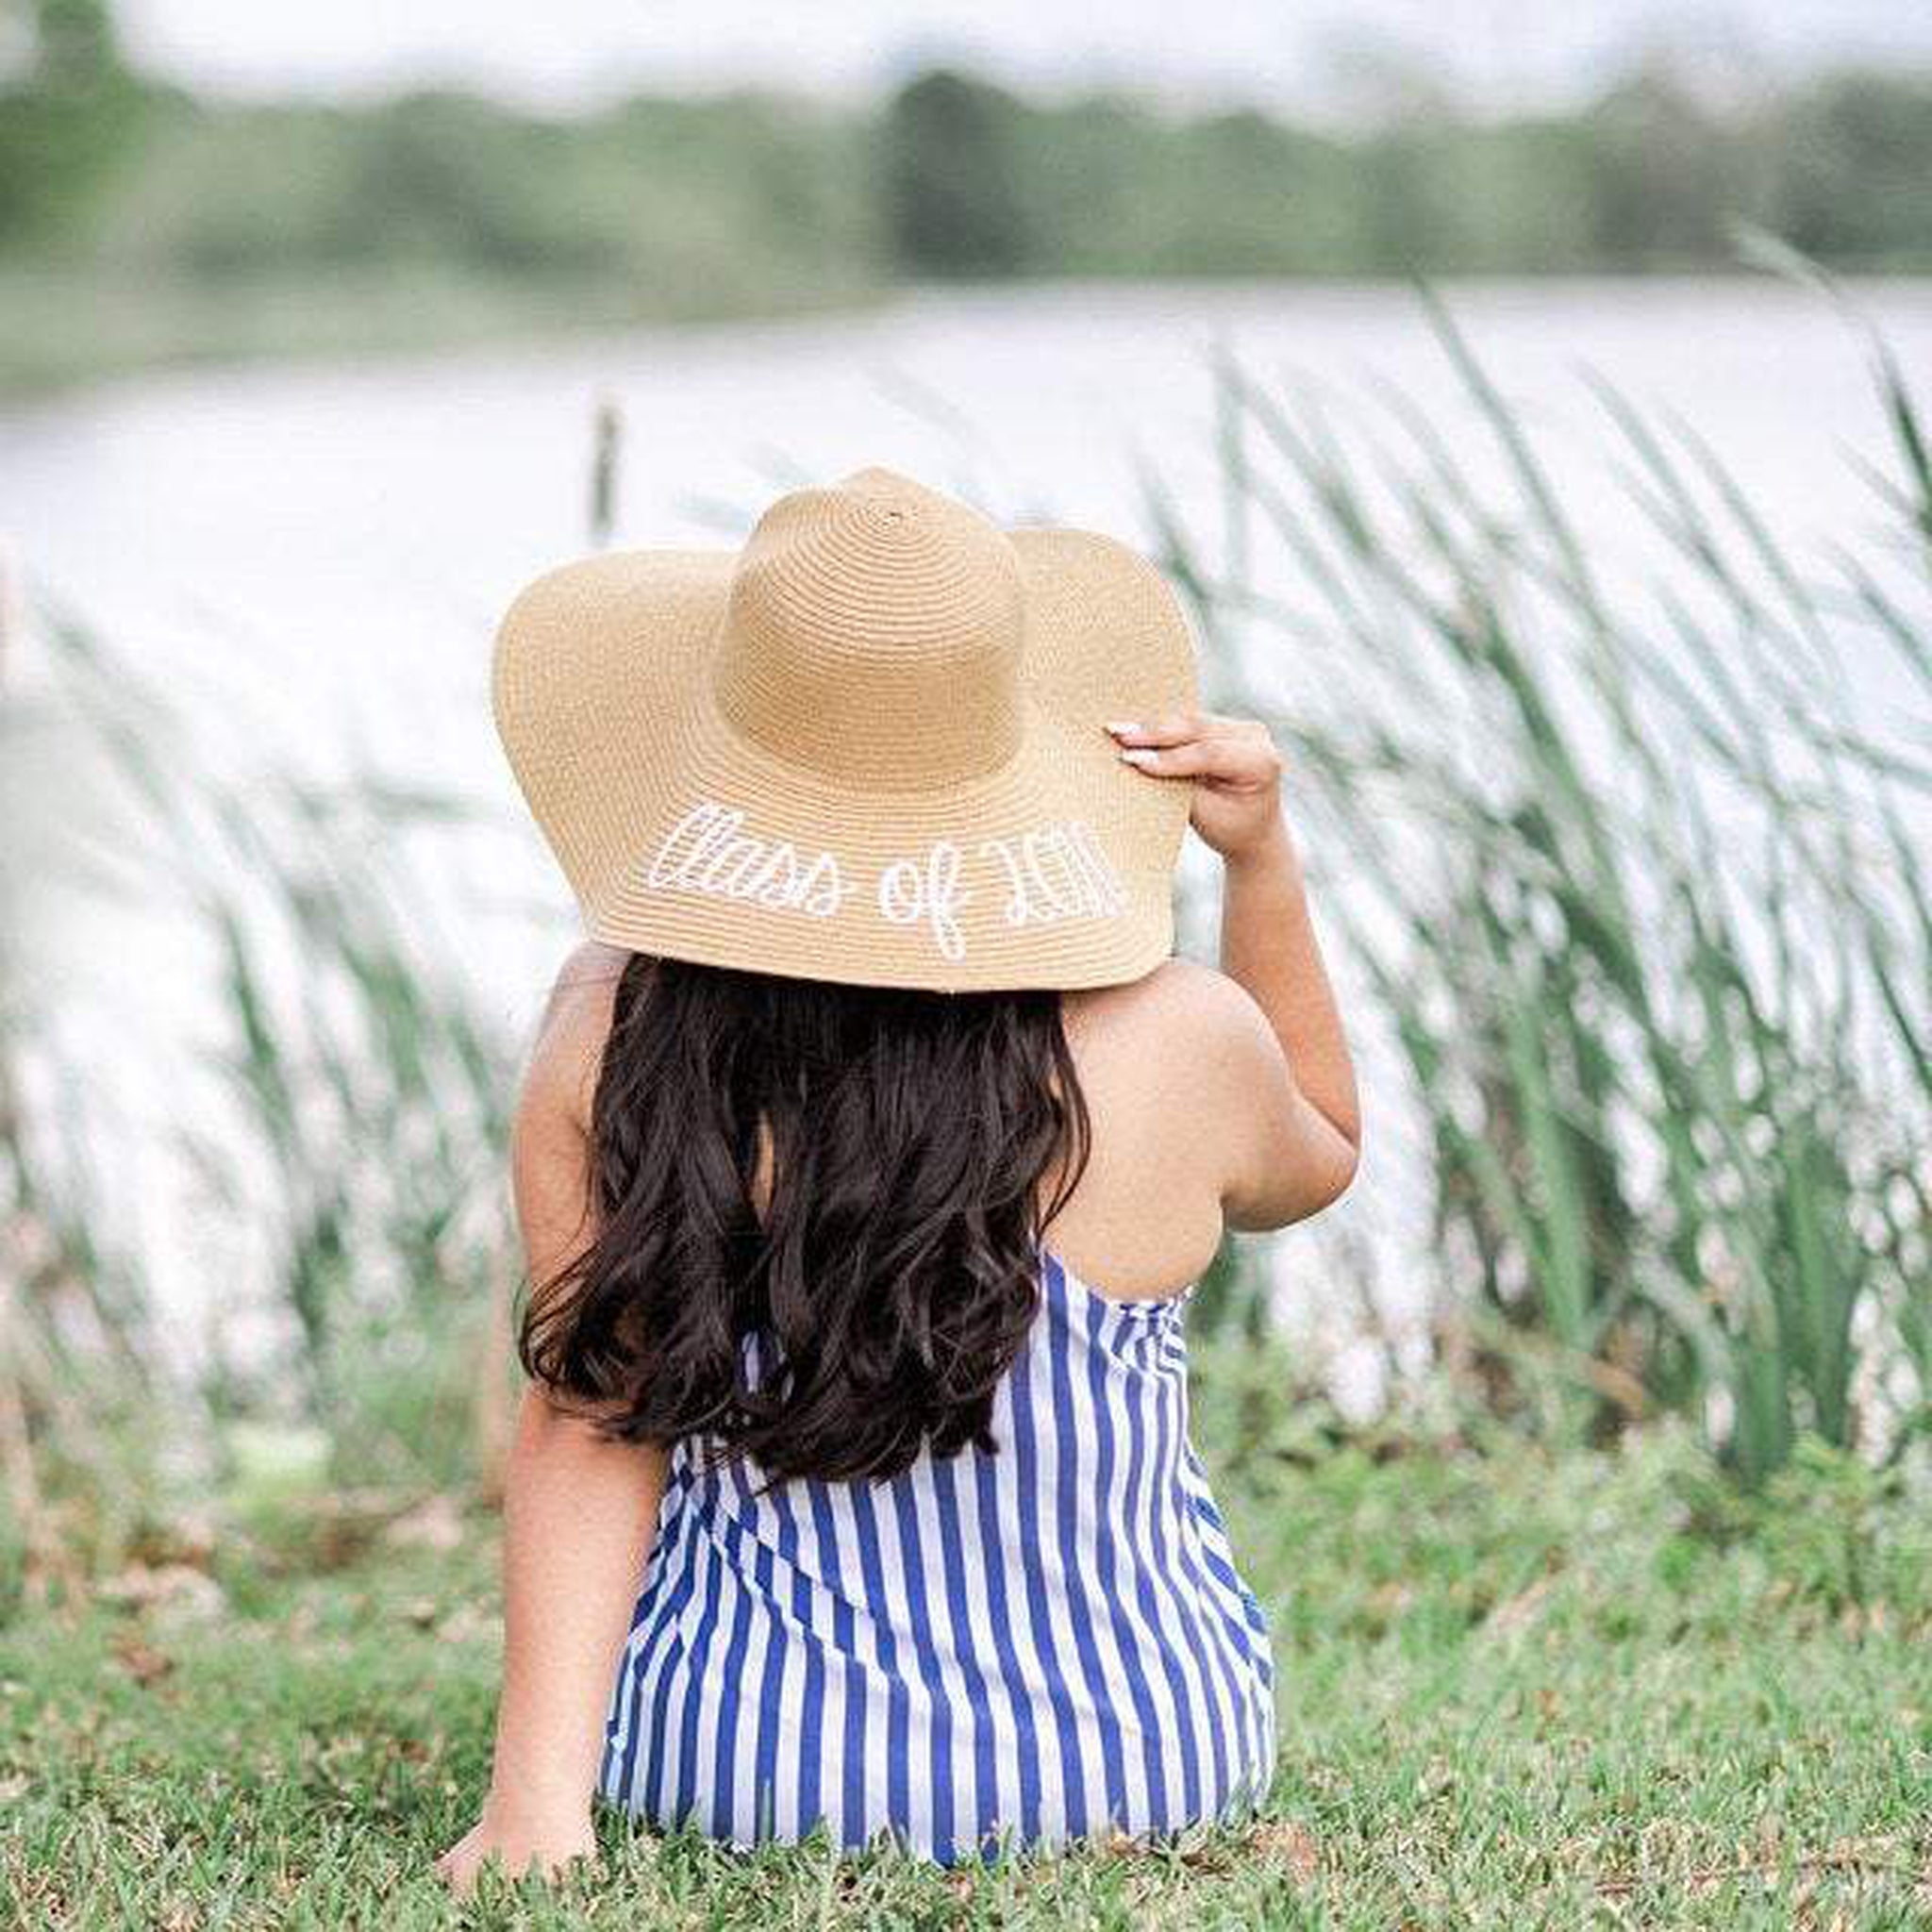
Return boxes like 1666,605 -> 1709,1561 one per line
515,951 -> 1092,1492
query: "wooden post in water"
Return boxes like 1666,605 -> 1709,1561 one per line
589,391 -> 624,551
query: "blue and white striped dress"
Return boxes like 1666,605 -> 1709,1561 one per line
594,1239 -> 1277,1864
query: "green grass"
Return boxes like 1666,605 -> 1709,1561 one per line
5,1393 -> 1927,1929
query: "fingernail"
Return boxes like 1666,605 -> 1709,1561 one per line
1104,720 -> 1140,736
1119,746 -> 1158,767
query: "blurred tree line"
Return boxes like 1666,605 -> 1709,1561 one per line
877,63 -> 1932,276
3,0 -> 1931,381
0,0 -> 146,239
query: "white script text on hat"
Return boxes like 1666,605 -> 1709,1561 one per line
644,799 -> 1129,962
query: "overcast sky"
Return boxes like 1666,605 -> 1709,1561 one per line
117,0 -> 1932,117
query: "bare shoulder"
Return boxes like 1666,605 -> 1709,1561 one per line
522,940 -> 636,1132
509,941 -> 641,1285
1062,954 -> 1305,1241
1039,957 -> 1282,1279
1069,954 -> 1290,1089
1062,953 -> 1294,1147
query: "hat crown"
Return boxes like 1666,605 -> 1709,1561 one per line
711,466 -> 1026,791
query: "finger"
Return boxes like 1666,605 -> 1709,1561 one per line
1116,740 -> 1219,777
1103,710 -> 1212,747
1121,726 -> 1279,777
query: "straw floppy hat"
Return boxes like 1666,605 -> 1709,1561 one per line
492,464 -> 1199,993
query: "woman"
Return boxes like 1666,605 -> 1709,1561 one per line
436,467 -> 1359,1889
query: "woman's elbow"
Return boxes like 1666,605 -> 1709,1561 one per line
1312,1132 -> 1360,1213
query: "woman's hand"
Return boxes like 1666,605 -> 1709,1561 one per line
433,1791 -> 599,1899
1107,711 -> 1289,865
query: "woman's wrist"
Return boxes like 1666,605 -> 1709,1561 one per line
485,1743 -> 596,1820
1222,809 -> 1299,879
484,1777 -> 592,1830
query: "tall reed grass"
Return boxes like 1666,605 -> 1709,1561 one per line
1,611 -> 525,1591
1,283 -> 1924,1588
1147,278 -> 1930,1482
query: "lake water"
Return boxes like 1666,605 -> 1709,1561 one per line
5,277 -> 1929,1401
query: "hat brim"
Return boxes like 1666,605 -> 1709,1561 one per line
493,525 -> 1199,992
